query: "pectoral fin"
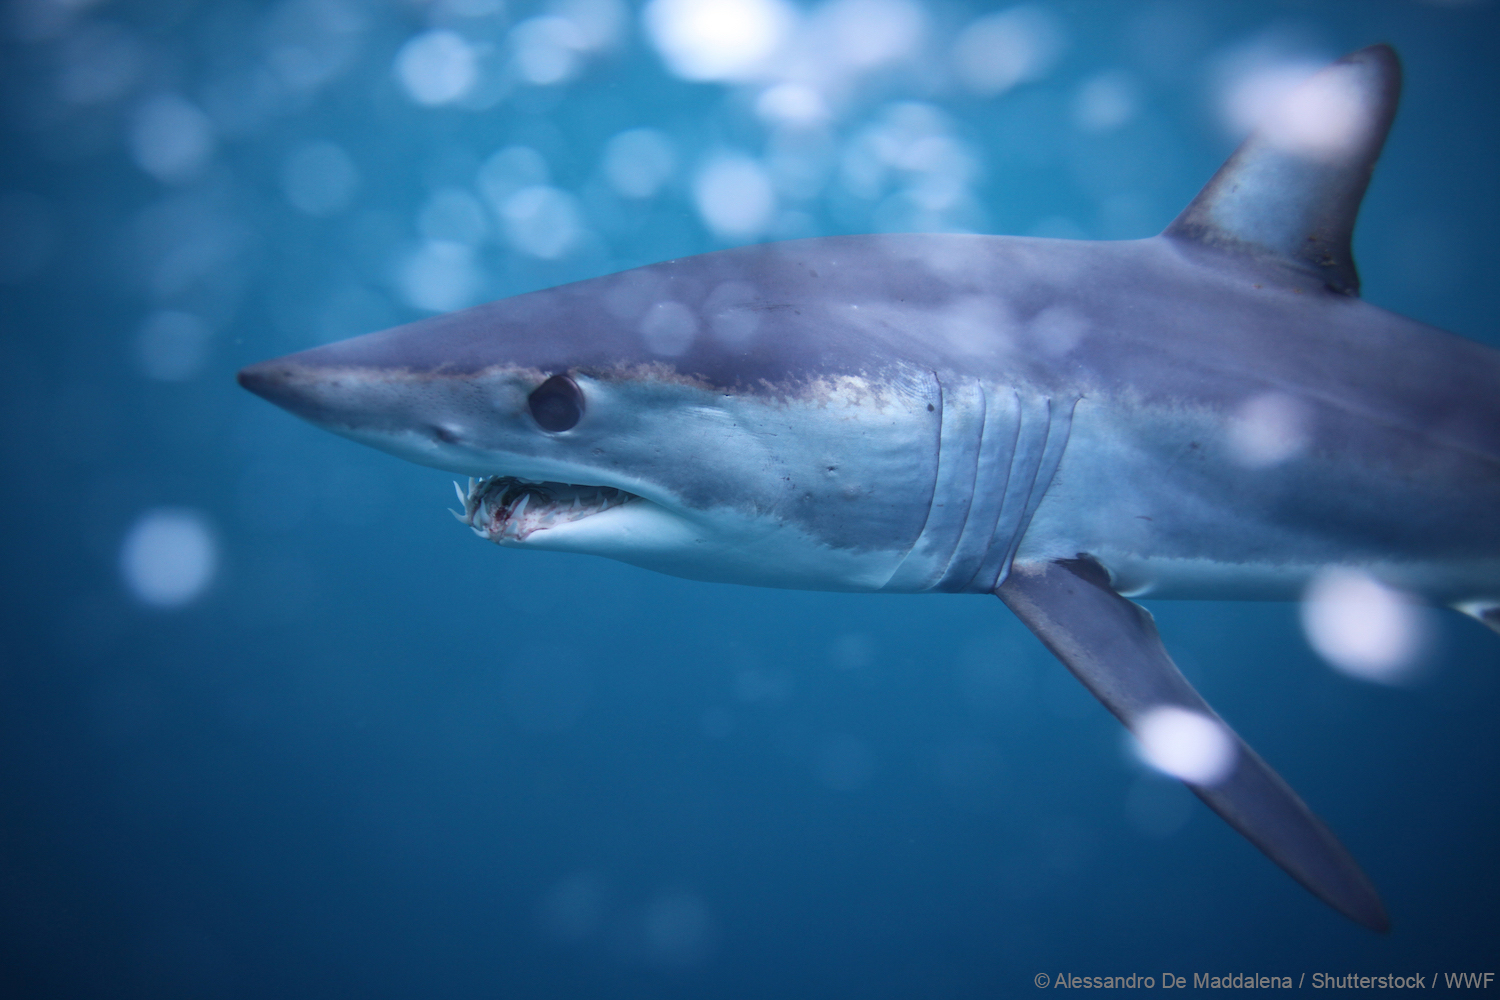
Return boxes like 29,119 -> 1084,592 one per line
996,556 -> 1389,932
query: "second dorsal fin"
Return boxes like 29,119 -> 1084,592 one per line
1164,44 -> 1402,296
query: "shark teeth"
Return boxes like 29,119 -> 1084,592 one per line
452,475 -> 638,543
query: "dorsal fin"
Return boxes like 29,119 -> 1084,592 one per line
1164,44 -> 1402,296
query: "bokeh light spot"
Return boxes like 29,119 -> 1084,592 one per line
281,140 -> 359,217
1132,706 -> 1235,786
130,94 -> 215,184
395,30 -> 478,106
501,186 -> 582,259
603,128 -> 677,199
952,5 -> 1065,96
694,155 -> 775,239
639,300 -> 697,356
1226,391 -> 1311,468
1301,569 -> 1428,684
397,240 -> 480,312
120,509 -> 218,609
643,0 -> 795,82
1074,70 -> 1138,133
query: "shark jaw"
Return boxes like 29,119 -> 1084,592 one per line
444,469 -> 911,592
453,475 -> 640,544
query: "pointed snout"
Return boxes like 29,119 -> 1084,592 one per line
237,357 -> 289,402
237,356 -> 322,422
236,352 -> 369,429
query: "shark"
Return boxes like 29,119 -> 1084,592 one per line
239,46 -> 1500,932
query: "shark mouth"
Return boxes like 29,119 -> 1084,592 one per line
453,476 -> 639,542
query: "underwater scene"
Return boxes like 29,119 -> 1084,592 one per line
1,0 -> 1497,995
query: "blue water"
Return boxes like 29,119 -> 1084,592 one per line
2,1 -> 1497,996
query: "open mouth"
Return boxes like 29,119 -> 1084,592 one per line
453,476 -> 640,542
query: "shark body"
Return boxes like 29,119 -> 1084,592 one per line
240,47 -> 1499,932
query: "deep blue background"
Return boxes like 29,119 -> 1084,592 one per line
1,1 -> 1496,996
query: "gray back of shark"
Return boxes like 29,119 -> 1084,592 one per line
240,46 -> 1499,933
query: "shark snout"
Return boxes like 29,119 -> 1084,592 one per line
238,352 -> 485,453
237,358 -> 318,420
237,356 -> 369,430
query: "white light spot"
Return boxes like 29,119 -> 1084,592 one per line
477,145 -> 550,209
814,734 -> 875,792
938,295 -> 1014,356
603,269 -> 668,321
397,240 -> 480,312
1028,304 -> 1088,356
120,509 -> 217,609
500,185 -> 582,259
693,155 -> 775,240
639,300 -> 697,356
135,310 -> 210,381
1260,67 -> 1369,162
1073,70 -> 1138,133
704,280 -> 761,347
1301,569 -> 1428,684
553,0 -> 628,51
602,128 -> 676,199
510,15 -> 586,86
952,5 -> 1065,96
815,0 -> 923,71
281,140 -> 359,217
261,0 -> 368,93
642,0 -> 795,82
1227,391 -> 1311,468
1133,706 -> 1236,786
395,30 -> 478,106
129,94 -> 214,184
1220,60 -> 1322,140
755,83 -> 829,127
840,101 -> 981,229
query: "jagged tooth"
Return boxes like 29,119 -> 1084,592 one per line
471,526 -> 487,538
511,493 -> 530,520
454,481 -> 468,508
450,508 -> 469,523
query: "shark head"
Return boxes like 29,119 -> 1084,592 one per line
238,237 -> 1007,592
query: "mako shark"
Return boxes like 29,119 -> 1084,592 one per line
240,46 -> 1499,932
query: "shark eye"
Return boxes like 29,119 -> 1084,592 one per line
528,374 -> 584,432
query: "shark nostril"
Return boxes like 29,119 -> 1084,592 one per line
431,424 -> 461,444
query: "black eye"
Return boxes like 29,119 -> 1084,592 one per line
528,374 -> 583,432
